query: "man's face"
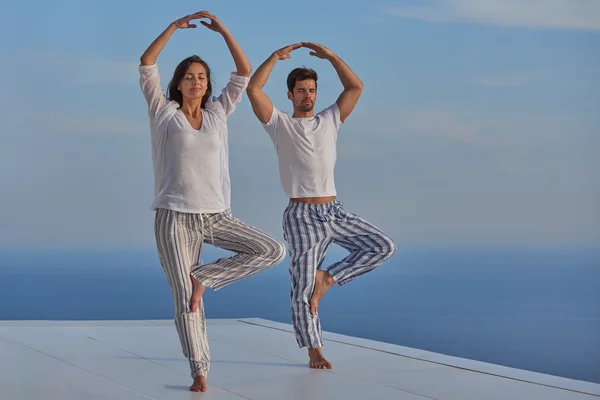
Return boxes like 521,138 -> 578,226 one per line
288,79 -> 317,112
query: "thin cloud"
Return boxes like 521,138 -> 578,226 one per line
43,113 -> 147,136
475,74 -> 537,87
7,110 -> 148,137
385,0 -> 600,31
9,50 -> 140,86
349,107 -> 479,144
403,108 -> 478,143
338,143 -> 381,159
344,104 -> 594,151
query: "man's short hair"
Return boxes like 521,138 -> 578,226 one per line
287,67 -> 318,92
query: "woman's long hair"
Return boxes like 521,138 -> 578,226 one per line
167,55 -> 212,108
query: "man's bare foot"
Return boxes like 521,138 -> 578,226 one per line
190,375 -> 207,392
308,348 -> 333,370
309,270 -> 335,315
190,275 -> 206,313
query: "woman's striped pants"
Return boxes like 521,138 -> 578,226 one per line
154,208 -> 286,378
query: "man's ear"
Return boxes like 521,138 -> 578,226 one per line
287,91 -> 293,101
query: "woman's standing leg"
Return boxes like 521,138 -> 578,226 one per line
154,208 -> 210,391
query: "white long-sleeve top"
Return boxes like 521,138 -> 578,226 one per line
139,64 -> 249,213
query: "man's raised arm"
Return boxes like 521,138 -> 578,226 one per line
302,42 -> 363,123
247,43 -> 302,123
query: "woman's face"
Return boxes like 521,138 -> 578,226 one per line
178,62 -> 208,101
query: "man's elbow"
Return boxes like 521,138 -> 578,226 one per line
345,81 -> 363,93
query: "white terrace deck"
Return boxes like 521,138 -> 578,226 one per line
1,318 -> 599,400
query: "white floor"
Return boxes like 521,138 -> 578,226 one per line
1,318 -> 598,400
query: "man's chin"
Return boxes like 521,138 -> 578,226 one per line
300,105 -> 314,112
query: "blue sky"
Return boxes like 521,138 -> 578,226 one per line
0,0 -> 598,248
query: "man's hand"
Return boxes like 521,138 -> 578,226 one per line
172,12 -> 204,29
247,44 -> 302,124
272,43 -> 303,60
302,42 -> 335,60
301,42 -> 363,123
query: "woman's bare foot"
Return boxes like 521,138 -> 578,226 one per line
190,275 -> 206,313
309,270 -> 335,315
308,348 -> 333,369
190,375 -> 207,392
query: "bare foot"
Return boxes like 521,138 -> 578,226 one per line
190,275 -> 206,313
190,375 -> 207,392
309,270 -> 335,315
308,348 -> 333,370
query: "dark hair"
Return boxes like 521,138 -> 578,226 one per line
287,67 -> 318,92
167,55 -> 212,108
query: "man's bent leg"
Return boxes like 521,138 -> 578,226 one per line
327,204 -> 397,285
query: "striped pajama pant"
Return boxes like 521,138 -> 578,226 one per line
283,200 -> 397,349
154,208 -> 286,378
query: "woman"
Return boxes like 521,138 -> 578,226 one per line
139,11 -> 285,392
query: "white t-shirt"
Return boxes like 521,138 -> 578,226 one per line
263,104 -> 342,198
139,64 -> 249,213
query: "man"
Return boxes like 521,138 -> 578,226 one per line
247,42 -> 397,369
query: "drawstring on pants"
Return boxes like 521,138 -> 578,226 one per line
198,214 -> 216,264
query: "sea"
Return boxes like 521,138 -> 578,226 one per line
0,246 -> 598,384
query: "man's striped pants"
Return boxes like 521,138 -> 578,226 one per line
282,200 -> 397,349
